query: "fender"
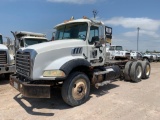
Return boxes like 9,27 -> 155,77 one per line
60,58 -> 91,76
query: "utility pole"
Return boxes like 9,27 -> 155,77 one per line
92,9 -> 98,19
137,27 -> 140,51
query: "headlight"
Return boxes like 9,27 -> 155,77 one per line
43,70 -> 66,77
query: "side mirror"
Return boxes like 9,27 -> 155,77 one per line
105,26 -> 112,39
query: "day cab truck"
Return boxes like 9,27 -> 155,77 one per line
12,31 -> 48,52
10,17 -> 151,106
0,34 -> 15,78
0,31 -> 48,79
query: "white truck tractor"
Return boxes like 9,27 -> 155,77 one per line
107,45 -> 131,60
10,17 -> 151,106
0,34 -> 15,78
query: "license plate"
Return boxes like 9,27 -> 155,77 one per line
13,82 -> 18,89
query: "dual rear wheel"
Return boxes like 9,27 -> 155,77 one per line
124,61 -> 151,82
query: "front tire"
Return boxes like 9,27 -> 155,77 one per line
61,72 -> 90,106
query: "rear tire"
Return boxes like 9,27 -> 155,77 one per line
124,61 -> 133,81
61,72 -> 90,107
140,61 -> 151,79
130,61 -> 142,82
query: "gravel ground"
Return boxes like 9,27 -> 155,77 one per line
0,62 -> 160,120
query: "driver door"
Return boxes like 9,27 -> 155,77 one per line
87,26 -> 106,66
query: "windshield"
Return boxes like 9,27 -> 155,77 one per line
55,22 -> 88,40
0,35 -> 3,44
116,46 -> 123,50
24,38 -> 48,47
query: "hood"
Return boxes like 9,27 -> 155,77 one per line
0,44 -> 8,50
21,39 -> 86,53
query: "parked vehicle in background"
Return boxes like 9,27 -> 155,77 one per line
157,53 -> 160,61
0,31 -> 48,79
107,45 -> 130,60
0,34 -> 15,78
130,51 -> 143,60
143,53 -> 153,62
12,31 -> 48,52
151,53 -> 158,62
10,17 -> 151,107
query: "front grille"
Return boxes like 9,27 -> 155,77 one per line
16,52 -> 31,77
0,51 -> 7,65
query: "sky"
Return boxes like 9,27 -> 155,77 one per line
0,0 -> 160,52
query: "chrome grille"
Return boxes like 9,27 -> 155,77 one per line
0,51 -> 7,65
16,52 -> 31,77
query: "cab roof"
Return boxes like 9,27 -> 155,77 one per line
15,31 -> 46,38
54,18 -> 104,28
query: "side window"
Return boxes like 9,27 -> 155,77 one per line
20,40 -> 24,47
89,26 -> 99,44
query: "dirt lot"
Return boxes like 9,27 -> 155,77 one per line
0,62 -> 160,120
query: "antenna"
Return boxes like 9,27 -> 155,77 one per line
92,9 -> 98,19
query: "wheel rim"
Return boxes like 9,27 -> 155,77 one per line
136,66 -> 142,78
72,79 -> 87,100
146,64 -> 150,76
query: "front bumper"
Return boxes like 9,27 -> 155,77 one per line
10,74 -> 51,98
0,65 -> 15,74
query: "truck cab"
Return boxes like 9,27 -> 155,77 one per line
0,34 -> 15,78
13,31 -> 48,52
